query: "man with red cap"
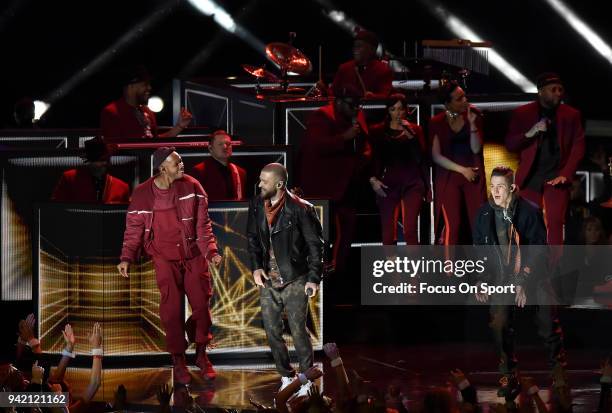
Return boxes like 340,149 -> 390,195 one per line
505,72 -> 585,245
100,66 -> 193,141
117,147 -> 222,385
298,83 -> 371,274
51,137 -> 130,204
323,29 -> 393,99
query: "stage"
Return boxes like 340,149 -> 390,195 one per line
57,342 -> 607,412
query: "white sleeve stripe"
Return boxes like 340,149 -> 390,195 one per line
179,193 -> 196,200
128,210 -> 153,214
181,217 -> 193,221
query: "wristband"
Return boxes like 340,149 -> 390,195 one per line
601,375 -> 612,384
527,385 -> 540,395
27,338 -> 40,347
92,348 -> 103,356
298,373 -> 308,385
330,357 -> 343,368
457,379 -> 470,390
62,349 -> 76,358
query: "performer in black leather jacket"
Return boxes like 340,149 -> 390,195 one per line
473,166 -> 566,401
247,163 -> 324,396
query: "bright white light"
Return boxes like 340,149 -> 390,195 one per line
148,96 -> 164,113
544,0 -> 612,64
432,6 -> 537,93
33,100 -> 50,121
325,9 -> 358,33
188,0 -> 236,33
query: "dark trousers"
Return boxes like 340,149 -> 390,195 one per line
520,185 -> 569,245
260,277 -> 312,377
489,301 -> 565,374
153,254 -> 212,354
438,171 -> 485,245
377,166 -> 425,245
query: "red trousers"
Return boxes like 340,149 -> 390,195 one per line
438,172 -> 485,245
519,185 -> 569,245
152,254 -> 212,354
377,166 -> 425,245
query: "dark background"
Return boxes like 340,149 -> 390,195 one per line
2,0 -> 611,129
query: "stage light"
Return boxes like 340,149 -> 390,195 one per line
544,0 -> 612,65
325,10 -> 358,33
429,5 -> 537,93
187,0 -> 236,33
33,100 -> 50,121
147,96 -> 164,113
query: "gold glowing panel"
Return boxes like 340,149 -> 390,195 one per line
483,142 -> 519,189
38,204 -> 325,355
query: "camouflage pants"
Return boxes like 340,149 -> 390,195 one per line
260,276 -> 312,377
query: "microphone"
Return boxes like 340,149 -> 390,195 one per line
468,105 -> 483,117
400,119 -> 415,135
306,287 -> 314,297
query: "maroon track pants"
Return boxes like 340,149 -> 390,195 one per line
519,185 -> 569,245
438,172 -> 485,245
152,254 -> 212,354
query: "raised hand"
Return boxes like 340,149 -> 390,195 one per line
156,383 -> 173,406
88,322 -> 102,348
62,324 -> 75,351
323,342 -> 340,360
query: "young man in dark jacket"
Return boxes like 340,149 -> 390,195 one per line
247,163 -> 324,397
473,166 -> 566,400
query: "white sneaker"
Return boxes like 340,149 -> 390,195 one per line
296,380 -> 312,398
279,376 -> 294,392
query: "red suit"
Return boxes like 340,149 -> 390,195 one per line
100,98 -> 158,141
299,104 -> 370,272
120,174 -> 218,354
191,157 -> 247,201
505,102 -> 585,245
51,168 -> 130,204
332,60 -> 393,99
429,112 -> 486,245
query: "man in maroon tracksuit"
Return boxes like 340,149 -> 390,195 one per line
117,147 -> 222,385
505,73 -> 585,245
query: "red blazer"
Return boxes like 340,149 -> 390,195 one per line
332,59 -> 393,99
100,98 -> 158,141
51,168 -> 130,204
298,104 -> 370,201
505,101 -> 585,188
191,158 -> 247,201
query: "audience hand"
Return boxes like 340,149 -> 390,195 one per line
88,322 -> 102,348
62,324 -> 75,351
323,342 -> 340,360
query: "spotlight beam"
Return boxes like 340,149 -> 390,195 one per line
45,1 -> 177,105
420,1 -> 537,93
544,0 -> 612,64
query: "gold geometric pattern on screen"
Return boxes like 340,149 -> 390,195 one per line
39,206 -> 323,355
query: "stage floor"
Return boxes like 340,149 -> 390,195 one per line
62,342 -> 607,412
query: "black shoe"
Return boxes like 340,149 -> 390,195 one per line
497,374 -> 521,401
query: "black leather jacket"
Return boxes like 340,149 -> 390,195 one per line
247,191 -> 324,285
472,195 -> 547,286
